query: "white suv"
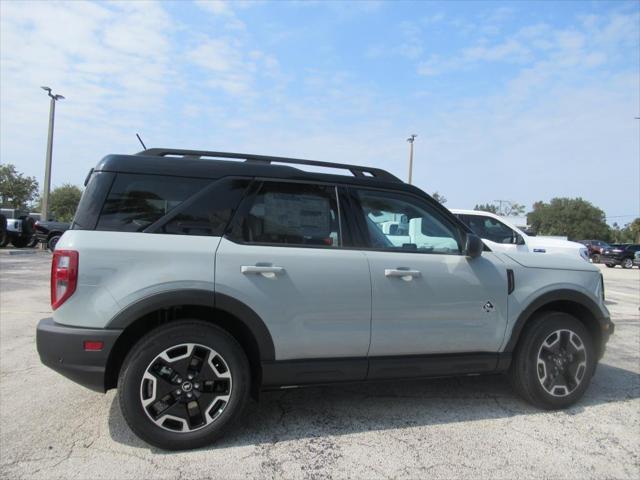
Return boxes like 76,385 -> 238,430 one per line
451,209 -> 589,262
37,148 -> 613,450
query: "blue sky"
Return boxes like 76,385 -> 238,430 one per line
1,0 -> 638,223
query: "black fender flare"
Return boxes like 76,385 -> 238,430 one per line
504,289 -> 609,353
107,289 -> 275,361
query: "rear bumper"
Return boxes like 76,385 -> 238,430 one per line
36,317 -> 122,392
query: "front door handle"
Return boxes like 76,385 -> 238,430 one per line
241,265 -> 285,278
384,268 -> 421,281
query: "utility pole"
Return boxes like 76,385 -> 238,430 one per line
493,199 -> 510,216
41,87 -> 64,221
407,134 -> 417,184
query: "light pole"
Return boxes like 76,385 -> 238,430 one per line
407,134 -> 417,184
41,86 -> 64,221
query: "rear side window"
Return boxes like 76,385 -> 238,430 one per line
97,174 -> 209,232
233,182 -> 341,247
154,178 -> 250,237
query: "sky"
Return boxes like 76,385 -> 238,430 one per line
1,0 -> 638,223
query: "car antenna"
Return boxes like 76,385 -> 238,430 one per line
136,133 -> 147,150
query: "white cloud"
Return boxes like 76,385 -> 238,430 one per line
417,9 -> 637,77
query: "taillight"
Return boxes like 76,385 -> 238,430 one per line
51,250 -> 79,310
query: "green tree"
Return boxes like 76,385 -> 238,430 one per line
432,191 -> 447,204
502,202 -> 525,216
48,184 -> 83,222
527,198 -> 610,241
631,218 -> 640,243
0,164 -> 39,209
474,203 -> 499,214
473,201 -> 524,216
610,218 -> 640,243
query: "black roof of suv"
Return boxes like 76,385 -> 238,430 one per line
95,148 -> 408,189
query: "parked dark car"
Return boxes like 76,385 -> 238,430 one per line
0,209 -> 38,248
35,220 -> 70,251
578,239 -> 611,263
601,243 -> 640,269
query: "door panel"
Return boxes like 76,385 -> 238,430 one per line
366,251 -> 508,355
347,187 -> 509,357
215,238 -> 371,360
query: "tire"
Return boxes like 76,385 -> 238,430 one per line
509,312 -> 595,409
118,320 -> 250,450
20,216 -> 35,236
11,236 -> 29,248
47,234 -> 61,252
622,258 -> 633,269
592,254 -> 600,264
0,215 -> 6,248
605,263 -> 615,268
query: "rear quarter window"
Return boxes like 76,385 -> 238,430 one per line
96,174 -> 210,232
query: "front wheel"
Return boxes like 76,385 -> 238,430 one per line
509,312 -> 595,409
118,321 -> 250,450
622,258 -> 633,269
47,235 -> 61,252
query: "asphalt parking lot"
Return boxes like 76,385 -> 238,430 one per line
1,250 -> 638,480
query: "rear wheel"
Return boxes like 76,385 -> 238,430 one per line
118,321 -> 250,450
591,254 -> 600,264
509,312 -> 595,409
622,258 -> 633,269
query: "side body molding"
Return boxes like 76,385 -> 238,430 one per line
503,288 -> 608,353
106,289 -> 275,361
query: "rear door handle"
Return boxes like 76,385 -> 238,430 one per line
384,268 -> 421,281
241,265 -> 285,278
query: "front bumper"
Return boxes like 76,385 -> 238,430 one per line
601,254 -> 623,265
599,315 -> 615,359
36,317 -> 122,392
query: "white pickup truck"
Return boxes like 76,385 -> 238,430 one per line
450,209 -> 589,262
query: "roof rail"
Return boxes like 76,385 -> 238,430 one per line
137,148 -> 402,183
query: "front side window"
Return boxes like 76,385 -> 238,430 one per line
464,214 -> 515,244
236,182 -> 341,247
354,189 -> 462,254
97,174 -> 210,232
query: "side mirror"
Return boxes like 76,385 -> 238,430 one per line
515,234 -> 526,245
465,233 -> 483,258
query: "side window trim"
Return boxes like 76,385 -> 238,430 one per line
334,185 -> 344,248
349,186 -> 466,255
225,179 -> 344,249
